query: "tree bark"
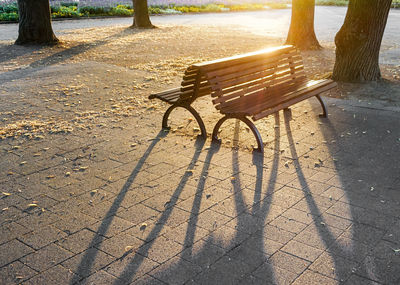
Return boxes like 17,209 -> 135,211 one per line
286,0 -> 321,50
332,0 -> 392,82
15,0 -> 59,45
132,0 -> 155,29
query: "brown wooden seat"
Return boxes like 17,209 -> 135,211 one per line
148,67 -> 211,138
192,45 -> 337,152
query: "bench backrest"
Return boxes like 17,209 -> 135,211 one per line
178,67 -> 211,102
192,45 -> 307,111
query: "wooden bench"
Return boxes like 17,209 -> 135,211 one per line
149,45 -> 337,152
148,67 -> 211,138
192,45 -> 337,152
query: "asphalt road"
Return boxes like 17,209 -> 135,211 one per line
1,6 -> 399,64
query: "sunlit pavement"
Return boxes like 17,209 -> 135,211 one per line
1,8 -> 400,285
1,67 -> 399,283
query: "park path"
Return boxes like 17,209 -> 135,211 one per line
1,7 -> 400,65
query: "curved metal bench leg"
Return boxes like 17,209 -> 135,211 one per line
162,104 -> 177,130
316,95 -> 327,118
184,105 -> 207,139
212,115 -> 264,153
162,104 -> 207,139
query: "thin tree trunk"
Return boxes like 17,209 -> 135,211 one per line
132,0 -> 155,29
332,0 -> 392,82
15,0 -> 59,45
286,0 -> 321,50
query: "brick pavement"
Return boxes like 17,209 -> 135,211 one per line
1,73 -> 400,284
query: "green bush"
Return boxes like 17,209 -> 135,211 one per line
79,6 -> 109,16
316,0 -> 348,6
0,4 -> 18,13
0,12 -> 18,21
110,5 -> 133,16
52,6 -> 81,18
148,7 -> 163,14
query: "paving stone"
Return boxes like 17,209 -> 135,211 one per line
22,264 -> 77,285
0,221 -> 30,245
0,261 -> 37,284
21,243 -> 73,272
294,223 -> 343,250
292,269 -> 338,285
18,225 -> 67,250
162,220 -> 209,247
343,274 -> 382,285
148,255 -> 202,285
268,215 -> 308,234
252,263 -> 298,284
77,270 -> 119,285
225,212 -> 265,235
309,251 -> 359,282
95,232 -> 143,258
53,212 -> 98,234
137,236 -> 183,264
16,211 -> 59,231
282,240 -> 323,262
0,239 -> 34,267
186,255 -> 254,284
327,236 -> 373,262
130,274 -> 166,285
281,207 -> 318,225
105,252 -> 159,283
62,247 -> 115,279
206,224 -> 251,251
181,238 -> 226,269
268,251 -> 311,275
195,208 -> 232,231
88,215 -> 134,238
57,228 -> 105,254
116,204 -> 160,225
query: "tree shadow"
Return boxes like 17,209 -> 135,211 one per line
284,102 -> 400,283
0,27 -> 146,85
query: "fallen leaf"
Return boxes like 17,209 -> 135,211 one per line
65,172 -> 71,177
140,223 -> 147,231
124,246 -> 134,252
27,203 -> 38,208
46,175 -> 55,179
2,192 -> 11,196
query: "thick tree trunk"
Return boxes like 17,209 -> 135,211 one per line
286,0 -> 321,50
332,0 -> 392,82
15,0 -> 59,45
132,0 -> 155,29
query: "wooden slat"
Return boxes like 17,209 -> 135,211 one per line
193,45 -> 295,72
213,73 -> 307,105
205,51 -> 301,79
149,87 -> 181,99
219,79 -> 327,113
209,56 -> 303,88
252,81 -> 337,120
218,80 -> 335,116
209,62 -> 304,93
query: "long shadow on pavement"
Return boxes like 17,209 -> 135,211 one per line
69,130 -> 168,283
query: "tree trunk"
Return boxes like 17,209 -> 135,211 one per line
132,0 -> 155,29
332,0 -> 392,82
286,0 -> 321,50
15,0 -> 59,45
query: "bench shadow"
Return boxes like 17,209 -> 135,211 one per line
68,130 -> 168,283
111,115 -> 283,283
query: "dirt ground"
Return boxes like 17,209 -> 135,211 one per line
1,23 -> 400,143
